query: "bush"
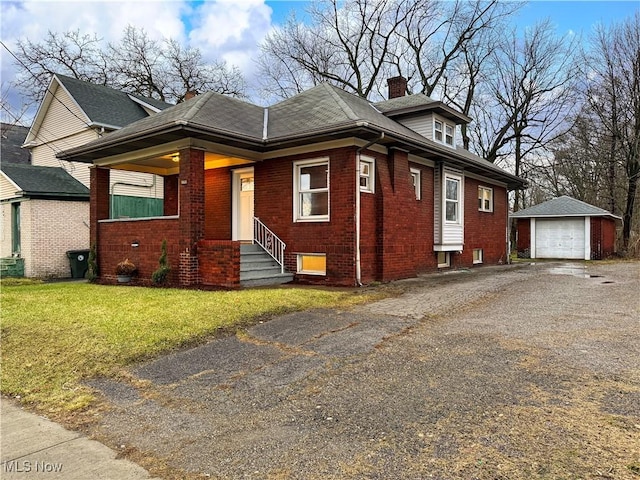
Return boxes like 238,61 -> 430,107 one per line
151,239 -> 171,285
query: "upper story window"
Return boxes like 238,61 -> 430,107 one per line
294,158 -> 329,222
478,186 -> 493,212
359,157 -> 375,193
445,175 -> 460,223
434,117 -> 455,148
410,168 -> 421,200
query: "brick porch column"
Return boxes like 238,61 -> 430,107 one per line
178,148 -> 205,285
90,167 -> 110,280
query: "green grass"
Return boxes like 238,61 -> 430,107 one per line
1,282 -> 371,414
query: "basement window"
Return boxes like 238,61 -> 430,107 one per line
437,251 -> 451,268
473,248 -> 484,264
297,254 -> 327,275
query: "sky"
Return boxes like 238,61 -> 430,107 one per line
1,0 -> 638,125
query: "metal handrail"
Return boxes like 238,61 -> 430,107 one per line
253,217 -> 286,273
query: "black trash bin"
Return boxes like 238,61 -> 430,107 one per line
66,249 -> 90,278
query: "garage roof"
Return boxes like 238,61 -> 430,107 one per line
510,196 -> 621,220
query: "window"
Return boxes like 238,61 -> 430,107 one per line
437,251 -> 450,268
359,157 -> 375,193
434,118 -> 455,147
445,176 -> 460,223
445,124 -> 454,146
478,186 -> 493,212
434,120 -> 443,142
410,168 -> 421,200
297,254 -> 326,275
294,159 -> 329,221
473,249 -> 483,264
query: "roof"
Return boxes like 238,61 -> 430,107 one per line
1,123 -> 30,164
374,95 -> 472,124
510,196 -> 621,220
1,163 -> 89,199
55,74 -> 173,128
57,83 -> 526,189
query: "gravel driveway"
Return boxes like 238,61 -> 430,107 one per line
89,261 -> 640,479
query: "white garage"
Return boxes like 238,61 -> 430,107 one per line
534,217 -> 586,259
511,196 -> 621,261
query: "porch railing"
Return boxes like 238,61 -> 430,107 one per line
253,217 -> 286,273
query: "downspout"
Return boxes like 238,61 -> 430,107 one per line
355,133 -> 384,286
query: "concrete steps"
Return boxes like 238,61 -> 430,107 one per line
240,244 -> 293,287
1,257 -> 24,277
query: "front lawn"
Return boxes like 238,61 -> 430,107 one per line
1,282 -> 371,415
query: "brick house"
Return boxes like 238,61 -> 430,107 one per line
511,196 -> 620,260
59,77 -> 526,287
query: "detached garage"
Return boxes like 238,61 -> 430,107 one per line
511,196 -> 620,260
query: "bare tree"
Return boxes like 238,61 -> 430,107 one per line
582,13 -> 640,250
469,20 -> 579,210
11,26 -> 246,104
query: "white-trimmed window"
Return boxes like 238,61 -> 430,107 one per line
434,118 -> 455,147
410,168 -> 421,200
445,175 -> 460,223
294,159 -> 329,221
437,251 -> 450,268
297,254 -> 326,275
473,248 -> 483,264
434,120 -> 443,142
445,124 -> 454,146
359,157 -> 375,193
478,186 -> 493,212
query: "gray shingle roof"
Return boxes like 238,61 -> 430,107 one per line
57,83 -> 526,189
510,196 -> 620,219
374,94 -> 435,113
1,123 -> 30,164
1,163 -> 89,199
56,74 -> 173,128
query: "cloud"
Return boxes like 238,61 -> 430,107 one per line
0,0 -> 276,122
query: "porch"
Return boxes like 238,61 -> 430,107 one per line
91,147 -> 292,288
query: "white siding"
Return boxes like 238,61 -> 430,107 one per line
110,171 -> 165,198
0,203 -> 12,257
0,175 -> 20,200
33,85 -> 89,144
434,166 -> 441,243
398,113 -> 434,140
434,166 -> 464,249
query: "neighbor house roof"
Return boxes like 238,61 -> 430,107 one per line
510,196 -> 621,220
1,123 -> 30,164
57,83 -> 526,190
23,74 -> 173,146
0,163 -> 89,199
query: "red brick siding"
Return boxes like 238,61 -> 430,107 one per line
254,147 -> 356,286
197,240 -> 240,288
204,167 -> 232,239
591,217 -> 617,259
462,178 -> 509,265
516,218 -> 531,258
97,218 -> 180,285
164,175 -> 179,216
90,167 -> 110,246
178,148 -> 205,250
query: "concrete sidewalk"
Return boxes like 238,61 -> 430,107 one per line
1,399 -> 159,480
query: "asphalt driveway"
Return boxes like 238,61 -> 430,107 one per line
88,261 -> 640,479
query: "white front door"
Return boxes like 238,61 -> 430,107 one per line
232,168 -> 254,241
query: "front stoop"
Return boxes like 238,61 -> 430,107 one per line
240,244 -> 293,287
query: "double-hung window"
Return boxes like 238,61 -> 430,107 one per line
434,120 -> 443,142
434,118 -> 455,147
478,186 -> 493,212
359,157 -> 375,193
294,159 -> 329,222
410,168 -> 421,200
445,124 -> 454,146
445,176 -> 460,223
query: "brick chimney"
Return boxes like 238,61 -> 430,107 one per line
387,76 -> 407,99
184,90 -> 198,101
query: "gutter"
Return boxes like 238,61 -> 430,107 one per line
355,133 -> 385,286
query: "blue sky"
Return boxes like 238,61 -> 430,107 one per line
1,0 -> 638,123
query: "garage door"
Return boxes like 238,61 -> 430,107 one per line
535,218 -> 586,259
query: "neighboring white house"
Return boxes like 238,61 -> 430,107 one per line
0,75 -> 172,278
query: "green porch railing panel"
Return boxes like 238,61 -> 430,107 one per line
111,195 -> 163,219
1,257 -> 25,277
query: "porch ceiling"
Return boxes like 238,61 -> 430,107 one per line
108,152 -> 255,176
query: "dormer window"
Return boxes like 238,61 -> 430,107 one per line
433,117 -> 455,147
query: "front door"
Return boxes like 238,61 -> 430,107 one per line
232,168 -> 254,241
